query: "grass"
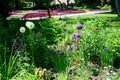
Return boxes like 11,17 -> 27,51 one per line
67,13 -> 117,20
0,13 -> 120,80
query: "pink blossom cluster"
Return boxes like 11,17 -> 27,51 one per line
9,10 -> 22,15
21,12 -> 48,19
21,9 -> 86,19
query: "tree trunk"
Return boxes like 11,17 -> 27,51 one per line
46,0 -> 51,18
115,0 -> 120,17
67,0 -> 70,8
57,0 -> 63,9
57,0 -> 62,4
67,0 -> 69,5
47,8 -> 51,18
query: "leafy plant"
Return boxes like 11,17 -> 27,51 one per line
19,21 -> 51,68
56,72 -> 68,80
0,42 -> 19,80
101,4 -> 111,10
49,48 -> 70,72
38,18 -> 64,44
11,69 -> 37,80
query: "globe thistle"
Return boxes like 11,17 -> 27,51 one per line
72,33 -> 80,39
19,27 -> 26,33
76,24 -> 83,30
76,33 -> 80,38
26,21 -> 35,30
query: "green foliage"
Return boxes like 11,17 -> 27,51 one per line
101,4 -> 111,10
18,21 -> 51,68
0,43 -> 19,80
11,69 -> 37,80
56,72 -> 68,80
61,15 -> 120,67
74,0 -> 83,6
50,51 -> 70,72
25,32 -> 50,67
117,71 -> 120,80
0,0 -> 10,17
79,17 -> 120,66
38,18 -> 64,44
0,13 -> 120,80
33,0 -> 53,8
74,0 -> 100,8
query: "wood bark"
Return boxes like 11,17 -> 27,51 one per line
57,0 -> 63,9
46,0 -> 51,18
115,0 -> 120,17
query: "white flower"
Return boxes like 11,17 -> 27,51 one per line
112,72 -> 116,75
20,27 -> 26,33
26,21 -> 35,30
106,78 -> 110,80
43,69 -> 46,71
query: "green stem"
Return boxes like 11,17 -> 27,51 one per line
30,30 -> 34,65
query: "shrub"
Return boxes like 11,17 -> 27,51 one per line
38,18 -> 64,44
101,4 -> 111,10
79,17 -> 120,66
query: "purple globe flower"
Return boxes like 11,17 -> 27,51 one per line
76,24 -> 83,30
61,52 -> 64,56
57,50 -> 61,53
72,33 -> 76,38
76,33 -> 80,38
72,33 -> 80,38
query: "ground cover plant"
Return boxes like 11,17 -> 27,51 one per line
0,13 -> 120,80
9,9 -> 86,19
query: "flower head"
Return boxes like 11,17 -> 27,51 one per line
53,45 -> 56,49
103,46 -> 108,51
20,27 -> 26,33
26,21 -> 35,30
61,52 -> 64,56
76,33 -> 80,38
72,33 -> 80,38
69,45 -> 74,51
76,24 -> 83,30
50,50 -> 55,54
63,28 -> 67,32
57,50 -> 61,53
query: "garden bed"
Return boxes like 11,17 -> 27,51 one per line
1,12 -> 120,80
9,9 -> 86,19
